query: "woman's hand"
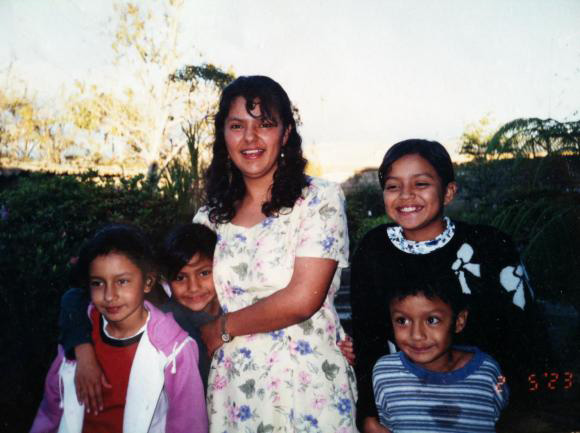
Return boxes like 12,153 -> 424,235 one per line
363,417 -> 391,433
337,335 -> 355,366
201,317 -> 225,357
74,343 -> 111,414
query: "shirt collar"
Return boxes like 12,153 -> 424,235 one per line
387,217 -> 455,254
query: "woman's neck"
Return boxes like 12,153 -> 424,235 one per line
242,175 -> 273,204
231,176 -> 273,227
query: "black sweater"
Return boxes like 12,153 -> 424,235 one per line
350,220 -> 546,426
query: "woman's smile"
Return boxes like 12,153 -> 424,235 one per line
240,148 -> 265,158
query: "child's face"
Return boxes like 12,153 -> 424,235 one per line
170,253 -> 218,315
89,252 -> 152,334
383,153 -> 457,241
389,294 -> 467,372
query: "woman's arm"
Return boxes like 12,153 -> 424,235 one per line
202,257 -> 337,355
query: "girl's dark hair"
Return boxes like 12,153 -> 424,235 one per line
205,75 -> 309,223
73,224 -> 156,290
387,273 -> 469,319
378,139 -> 455,189
159,223 -> 217,281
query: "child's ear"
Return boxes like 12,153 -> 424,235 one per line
454,309 -> 469,333
144,273 -> 155,294
443,181 -> 458,206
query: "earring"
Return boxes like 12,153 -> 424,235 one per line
280,151 -> 285,159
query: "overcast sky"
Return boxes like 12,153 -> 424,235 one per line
1,0 -> 579,180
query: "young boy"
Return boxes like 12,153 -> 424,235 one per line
31,224 -> 208,433
373,274 -> 509,433
158,223 -> 222,391
58,223 -> 221,413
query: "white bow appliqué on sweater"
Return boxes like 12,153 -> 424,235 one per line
500,265 -> 526,309
451,243 -> 481,294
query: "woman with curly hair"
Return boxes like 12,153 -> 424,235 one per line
195,75 -> 357,432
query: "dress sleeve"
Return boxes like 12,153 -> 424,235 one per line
295,180 -> 349,267
350,232 -> 390,426
59,287 -> 92,358
193,207 -> 216,231
164,338 -> 209,433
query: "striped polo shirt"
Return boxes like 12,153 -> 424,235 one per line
373,346 -> 509,432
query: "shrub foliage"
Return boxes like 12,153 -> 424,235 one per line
0,171 -> 195,429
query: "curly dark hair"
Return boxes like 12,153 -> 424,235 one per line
205,75 -> 309,224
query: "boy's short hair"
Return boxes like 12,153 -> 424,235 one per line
378,139 -> 455,189
160,223 -> 217,281
386,272 -> 468,318
73,224 -> 156,289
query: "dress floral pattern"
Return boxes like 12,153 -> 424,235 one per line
194,177 -> 357,433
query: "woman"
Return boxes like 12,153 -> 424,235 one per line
195,75 -> 357,432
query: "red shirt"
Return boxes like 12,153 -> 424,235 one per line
82,309 -> 141,433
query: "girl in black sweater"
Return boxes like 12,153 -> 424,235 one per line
351,139 -> 545,432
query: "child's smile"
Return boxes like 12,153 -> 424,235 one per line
171,253 -> 219,316
383,153 -> 456,241
390,294 -> 468,372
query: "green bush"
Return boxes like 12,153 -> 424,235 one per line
0,171 -> 195,430
344,184 -> 386,252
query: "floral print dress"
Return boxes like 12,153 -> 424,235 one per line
194,177 -> 357,433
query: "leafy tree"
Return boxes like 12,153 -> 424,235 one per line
160,63 -> 235,212
0,89 -> 70,164
3,0 -> 234,181
487,117 -> 580,157
107,0 -> 193,175
458,116 -> 496,160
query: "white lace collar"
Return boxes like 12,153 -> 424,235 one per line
387,217 -> 455,255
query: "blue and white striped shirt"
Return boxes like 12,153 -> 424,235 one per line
373,346 -> 509,433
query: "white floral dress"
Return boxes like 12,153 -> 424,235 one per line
194,177 -> 357,433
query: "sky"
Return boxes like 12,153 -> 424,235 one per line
1,0 -> 579,181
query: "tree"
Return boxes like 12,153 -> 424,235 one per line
108,0 -> 188,175
0,89 -> 70,165
458,116 -> 496,161
160,64 -> 235,210
487,118 -> 580,158
64,1 -> 235,178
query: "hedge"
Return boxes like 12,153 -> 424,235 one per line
0,171 -> 195,431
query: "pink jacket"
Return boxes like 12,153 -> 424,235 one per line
30,301 -> 208,433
